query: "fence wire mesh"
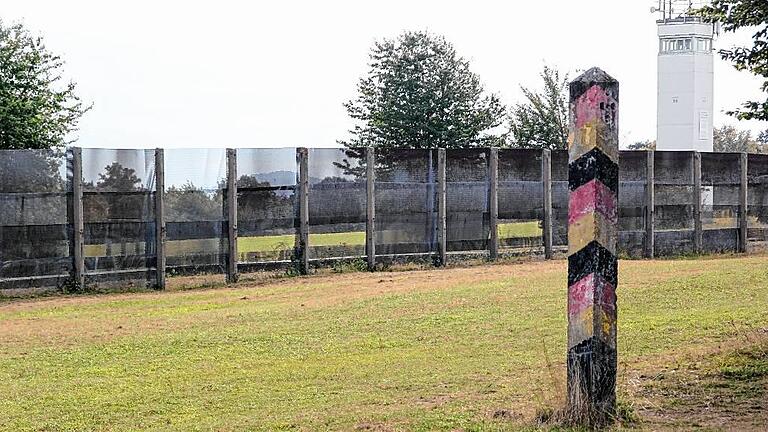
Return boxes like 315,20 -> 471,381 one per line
498,149 -> 544,252
81,149 -> 156,282
0,149 -> 71,281
3,148 -> 768,291
446,149 -> 490,252
308,148 -> 366,259
375,149 -> 438,255
237,148 -> 298,264
164,148 -> 227,274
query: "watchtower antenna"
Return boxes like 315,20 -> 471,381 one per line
651,0 -> 710,23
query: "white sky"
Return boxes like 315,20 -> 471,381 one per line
5,0 -> 767,150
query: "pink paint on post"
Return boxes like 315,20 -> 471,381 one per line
569,273 -> 616,317
568,179 -> 618,225
574,85 -> 609,129
568,273 -> 595,316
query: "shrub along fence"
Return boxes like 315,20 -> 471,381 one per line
1,147 -> 767,292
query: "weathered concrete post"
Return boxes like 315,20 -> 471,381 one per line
542,149 -> 553,259
365,147 -> 376,270
154,148 -> 166,289
693,152 -> 702,254
70,147 -> 85,289
645,150 -> 655,258
297,147 -> 310,275
739,152 -> 748,253
566,67 -> 619,425
225,148 -> 239,283
489,147 -> 499,260
436,148 -> 447,266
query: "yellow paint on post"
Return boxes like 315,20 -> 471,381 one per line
567,211 -> 617,256
568,120 -> 618,164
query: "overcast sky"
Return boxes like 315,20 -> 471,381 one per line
5,0 -> 767,150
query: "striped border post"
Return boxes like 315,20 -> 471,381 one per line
566,67 -> 619,425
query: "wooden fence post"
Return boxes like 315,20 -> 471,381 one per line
298,147 -> 310,275
226,149 -> 239,283
645,150 -> 655,258
437,148 -> 447,266
693,151 -> 702,254
566,67 -> 619,425
489,147 -> 499,260
71,147 -> 85,289
739,152 -> 748,253
542,149 -> 553,259
155,148 -> 166,289
366,147 -> 376,270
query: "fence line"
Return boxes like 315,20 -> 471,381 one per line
1,147 -> 767,292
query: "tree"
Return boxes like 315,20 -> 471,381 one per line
507,66 -> 569,150
0,20 -> 90,149
712,124 -> 767,152
758,129 -> 768,145
626,140 -> 656,151
341,31 -> 506,152
697,1 -> 768,121
94,162 -> 143,191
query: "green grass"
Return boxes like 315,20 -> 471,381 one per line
84,221 -> 541,257
1,255 -> 766,430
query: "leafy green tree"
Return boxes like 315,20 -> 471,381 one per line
713,124 -> 767,152
0,20 -> 90,149
94,163 -> 143,191
697,0 -> 768,121
165,182 -> 221,222
341,31 -> 506,152
507,66 -> 569,150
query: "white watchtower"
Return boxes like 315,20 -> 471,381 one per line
655,1 -> 716,151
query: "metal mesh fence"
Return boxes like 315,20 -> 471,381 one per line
0,149 -> 71,282
498,149 -> 544,251
237,148 -> 298,263
308,148 -> 366,259
375,149 -> 438,255
4,147 -> 768,291
164,148 -> 227,273
81,148 -> 156,282
446,149 -> 489,252
701,152 -> 740,252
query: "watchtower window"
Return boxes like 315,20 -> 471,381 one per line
660,38 -> 695,53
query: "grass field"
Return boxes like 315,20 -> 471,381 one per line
1,254 -> 766,430
83,221 -> 542,257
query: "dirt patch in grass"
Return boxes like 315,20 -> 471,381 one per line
631,330 -> 768,431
